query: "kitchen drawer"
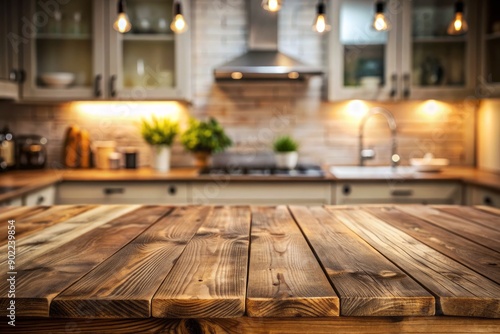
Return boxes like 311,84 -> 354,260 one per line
466,186 -> 500,208
24,185 -> 56,206
58,182 -> 188,204
334,182 -> 462,205
191,182 -> 331,205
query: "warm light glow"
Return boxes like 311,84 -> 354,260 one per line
262,0 -> 281,12
423,100 -> 439,115
288,72 -> 299,79
392,154 -> 401,163
170,14 -> 188,33
69,101 -> 185,122
418,100 -> 452,119
113,12 -> 132,33
372,13 -> 390,31
345,100 -> 369,118
231,72 -> 243,80
313,14 -> 330,33
448,12 -> 468,35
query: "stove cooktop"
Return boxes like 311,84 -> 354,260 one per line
198,164 -> 324,177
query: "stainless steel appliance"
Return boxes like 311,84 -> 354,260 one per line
199,164 -> 325,178
16,135 -> 47,169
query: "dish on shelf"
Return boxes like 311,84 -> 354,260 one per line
39,72 -> 75,88
410,153 -> 449,172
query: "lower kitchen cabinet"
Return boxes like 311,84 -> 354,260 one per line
24,185 -> 56,206
333,181 -> 463,205
190,182 -> 331,205
466,185 -> 500,208
57,182 -> 188,204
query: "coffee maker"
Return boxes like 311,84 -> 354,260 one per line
16,135 -> 48,169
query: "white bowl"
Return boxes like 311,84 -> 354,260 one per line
410,158 -> 449,172
40,72 -> 75,88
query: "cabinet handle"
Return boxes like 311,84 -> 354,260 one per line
391,189 -> 413,197
8,70 -> 17,82
168,185 -> 177,195
403,73 -> 410,98
94,74 -> 102,97
390,73 -> 397,98
109,75 -> 117,97
342,185 -> 351,196
16,69 -> 25,84
104,188 -> 125,195
36,196 -> 45,205
484,196 -> 493,206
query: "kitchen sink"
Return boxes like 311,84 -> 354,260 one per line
330,166 -> 416,178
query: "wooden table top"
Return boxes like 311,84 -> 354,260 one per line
0,204 -> 499,332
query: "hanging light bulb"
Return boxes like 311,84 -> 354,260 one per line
113,0 -> 132,33
447,1 -> 468,35
262,0 -> 282,12
312,0 -> 330,34
372,1 -> 391,32
170,0 -> 188,34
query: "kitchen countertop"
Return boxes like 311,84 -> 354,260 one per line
0,204 -> 498,333
0,166 -> 499,203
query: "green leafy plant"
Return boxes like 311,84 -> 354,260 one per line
181,118 -> 232,153
141,116 -> 179,146
273,135 -> 299,153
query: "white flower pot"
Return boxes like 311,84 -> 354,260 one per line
275,151 -> 298,169
152,145 -> 171,172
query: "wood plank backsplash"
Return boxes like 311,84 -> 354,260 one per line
0,0 -> 477,168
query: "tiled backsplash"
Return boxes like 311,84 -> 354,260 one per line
0,0 -> 477,168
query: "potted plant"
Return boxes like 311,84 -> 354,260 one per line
141,116 -> 179,172
273,135 -> 299,169
181,117 -> 232,168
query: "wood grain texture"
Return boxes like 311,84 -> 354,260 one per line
0,205 -> 140,268
435,206 -> 500,232
2,317 -> 500,334
365,206 -> 500,284
246,206 -> 339,318
52,206 -> 209,318
328,207 -> 500,318
0,205 -> 95,245
0,206 -> 170,317
397,205 -> 500,252
152,206 -> 251,318
475,205 -> 500,216
290,206 -> 434,316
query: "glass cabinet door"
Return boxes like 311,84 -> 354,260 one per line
482,0 -> 500,91
108,0 -> 190,100
328,0 -> 398,101
22,0 -> 105,100
0,0 -> 20,99
401,0 -> 475,98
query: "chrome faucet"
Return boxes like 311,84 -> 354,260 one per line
359,107 -> 400,168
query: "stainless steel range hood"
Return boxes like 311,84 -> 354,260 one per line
213,1 -> 323,80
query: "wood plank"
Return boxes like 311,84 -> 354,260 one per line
326,207 -> 500,318
434,205 -> 500,232
0,206 -> 171,318
245,206 -> 339,318
52,206 -> 209,318
290,206 -> 434,316
397,205 -> 500,253
0,205 -> 140,267
0,205 -> 96,245
475,205 -> 500,217
2,317 -> 500,334
365,206 -> 500,284
152,206 -> 251,318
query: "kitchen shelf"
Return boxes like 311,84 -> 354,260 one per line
36,33 -> 91,40
122,34 -> 175,42
413,36 -> 467,43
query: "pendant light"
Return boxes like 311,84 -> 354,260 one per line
113,0 -> 132,33
447,1 -> 468,35
170,0 -> 188,34
312,0 -> 330,34
262,0 -> 282,12
372,1 -> 391,32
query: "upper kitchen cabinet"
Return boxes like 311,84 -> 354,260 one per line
328,0 -> 476,101
108,0 -> 191,100
479,0 -> 500,97
0,0 -> 21,100
21,0 -> 191,101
